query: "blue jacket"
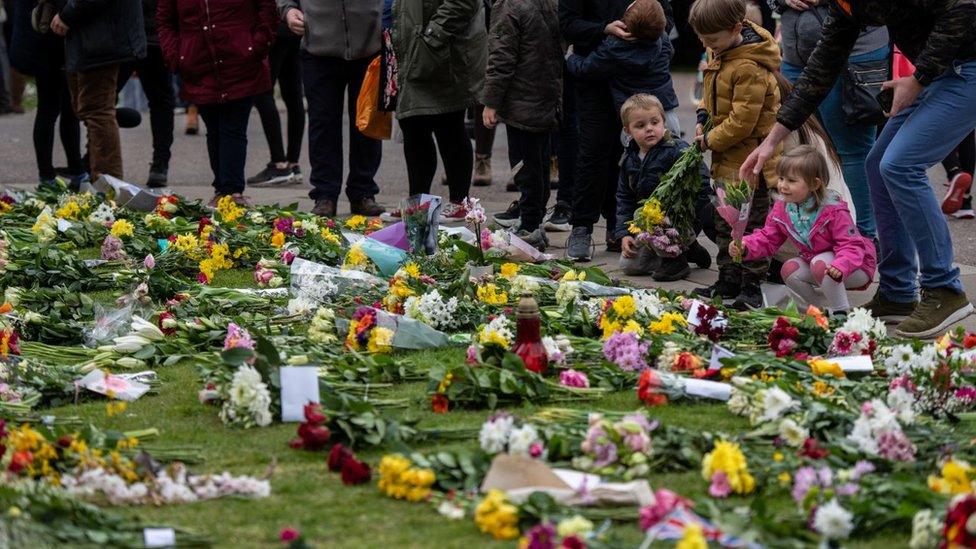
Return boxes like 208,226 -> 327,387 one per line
614,137 -> 711,240
565,36 -> 678,112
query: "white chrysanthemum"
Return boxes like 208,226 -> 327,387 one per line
88,203 -> 115,224
482,315 -> 514,343
887,386 -> 916,425
813,499 -> 854,540
883,344 -> 916,376
507,424 -> 541,456
632,290 -> 664,318
479,414 -> 515,454
727,389 -> 750,416
510,275 -> 540,297
841,308 -> 887,340
778,418 -> 809,447
222,365 -> 272,428
760,387 -> 797,421
909,509 -> 942,549
405,289 -> 459,330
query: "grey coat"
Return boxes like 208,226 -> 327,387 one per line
276,0 -> 382,59
392,0 -> 487,119
483,0 -> 562,132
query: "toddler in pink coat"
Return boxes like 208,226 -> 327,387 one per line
730,145 -> 876,312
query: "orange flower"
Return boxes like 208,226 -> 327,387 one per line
0,302 -> 12,314
637,369 -> 667,406
431,394 -> 449,414
805,305 -> 829,329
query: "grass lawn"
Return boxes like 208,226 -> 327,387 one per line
44,266 -> 912,548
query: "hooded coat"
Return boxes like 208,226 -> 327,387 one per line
698,20 -> 782,187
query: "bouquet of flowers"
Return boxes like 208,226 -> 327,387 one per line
478,411 -> 546,458
571,412 -> 656,480
402,194 -> 442,255
714,180 -> 754,263
345,307 -> 395,354
627,199 -> 685,257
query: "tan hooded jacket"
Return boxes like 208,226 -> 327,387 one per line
700,20 -> 782,187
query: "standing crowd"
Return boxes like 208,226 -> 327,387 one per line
1,0 -> 976,338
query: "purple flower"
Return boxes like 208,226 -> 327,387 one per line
466,344 -> 479,365
274,217 -> 294,235
143,254 -> 155,269
836,483 -> 860,497
592,441 -> 618,468
523,523 -> 557,549
792,466 -> 817,502
100,234 -> 127,261
817,466 -> 833,488
602,332 -> 649,371
560,369 -> 590,388
223,322 -> 256,351
850,460 -> 875,481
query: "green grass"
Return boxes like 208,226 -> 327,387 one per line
41,269 -> 910,547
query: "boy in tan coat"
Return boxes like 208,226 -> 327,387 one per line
689,0 -> 782,310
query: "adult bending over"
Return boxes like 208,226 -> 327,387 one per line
742,0 -> 975,338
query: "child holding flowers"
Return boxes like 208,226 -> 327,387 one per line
730,145 -> 875,314
615,94 -> 712,280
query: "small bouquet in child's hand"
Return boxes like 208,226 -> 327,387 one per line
627,199 -> 683,257
714,180 -> 753,263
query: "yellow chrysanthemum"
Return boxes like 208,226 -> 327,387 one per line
110,219 -> 134,238
477,283 -> 508,305
499,263 -> 519,278
403,263 -> 421,278
270,230 -> 286,248
215,195 -> 244,222
55,201 -> 81,220
676,523 -> 707,549
611,295 -> 636,318
701,440 -> 755,495
320,228 -> 341,245
649,312 -> 687,335
345,215 -> 367,229
343,243 -> 369,269
367,327 -> 394,353
929,460 -> 974,495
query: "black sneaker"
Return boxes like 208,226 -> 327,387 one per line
493,201 -> 521,228
248,163 -> 295,186
606,236 -> 622,253
506,180 -> 518,192
687,241 -> 711,269
146,164 -> 168,188
566,226 -> 593,262
693,279 -> 740,301
545,203 -> 572,232
653,256 -> 691,282
732,283 -> 763,311
290,165 -> 303,183
515,227 -> 549,252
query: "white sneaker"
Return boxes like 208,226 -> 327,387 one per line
952,209 -> 975,219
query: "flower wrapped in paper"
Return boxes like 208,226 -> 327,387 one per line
713,180 -> 754,263
480,228 -> 553,263
288,257 -> 384,314
338,306 -> 449,353
402,193 -> 443,255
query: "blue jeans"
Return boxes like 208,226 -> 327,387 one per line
865,60 -> 976,302
782,46 -> 887,238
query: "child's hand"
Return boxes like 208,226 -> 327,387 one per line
695,124 -> 706,150
728,241 -> 741,258
826,266 -> 843,281
604,20 -> 634,41
621,236 -> 638,259
483,107 -> 498,129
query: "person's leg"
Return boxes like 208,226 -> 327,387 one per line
959,131 -> 975,213
72,63 -> 123,178
344,57 -> 382,202
58,72 -> 84,177
196,103 -> 223,193
664,108 -> 681,138
782,257 -> 822,308
253,90 -> 287,164
137,46 -> 176,173
399,114 -> 438,196
944,130 -> 976,215
571,82 -> 617,230
739,181 -> 771,285
32,69 -> 61,181
433,110 -> 473,203
507,126 -> 548,232
807,251 -> 872,311
301,52 -> 345,202
873,70 -> 976,297
277,36 -> 305,165
555,67 -> 577,208
215,96 -> 253,195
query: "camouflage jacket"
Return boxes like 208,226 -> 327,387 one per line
778,0 -> 976,130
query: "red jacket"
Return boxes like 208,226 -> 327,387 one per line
157,0 -> 277,105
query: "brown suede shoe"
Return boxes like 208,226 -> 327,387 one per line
312,198 -> 337,218
350,197 -> 385,216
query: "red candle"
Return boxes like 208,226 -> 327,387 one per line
514,294 -> 548,374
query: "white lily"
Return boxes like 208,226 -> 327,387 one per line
112,334 -> 152,353
130,315 -> 164,341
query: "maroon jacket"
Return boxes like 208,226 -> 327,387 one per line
157,0 -> 277,105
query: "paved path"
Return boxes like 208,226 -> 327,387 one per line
1,73 -> 974,332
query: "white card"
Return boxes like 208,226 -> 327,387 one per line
56,218 -> 74,232
280,366 -> 320,422
686,300 -> 728,329
77,369 -> 150,401
144,527 -> 176,547
684,378 -> 732,401
828,355 -> 874,373
709,344 -> 735,371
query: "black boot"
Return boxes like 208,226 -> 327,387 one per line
653,255 -> 691,282
692,279 -> 740,300
732,281 -> 763,311
687,241 -> 712,269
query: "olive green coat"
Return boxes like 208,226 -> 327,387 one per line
392,0 -> 487,119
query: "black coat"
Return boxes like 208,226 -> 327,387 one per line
483,0 -> 562,132
614,137 -> 711,240
9,0 -> 63,76
566,36 -> 677,113
59,0 -> 147,72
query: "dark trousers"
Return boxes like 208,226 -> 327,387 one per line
556,67 -> 578,206
34,67 -> 83,180
399,110 -> 472,203
68,63 -> 122,179
254,31 -> 304,164
572,80 -> 620,234
301,52 -> 381,202
474,104 -> 496,156
117,45 -> 175,170
198,96 -> 253,195
507,126 -> 551,232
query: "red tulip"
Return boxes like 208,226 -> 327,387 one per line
303,402 -> 326,425
431,394 -> 449,414
340,458 -> 372,485
297,424 -> 331,451
57,434 -> 74,448
328,444 -> 352,472
8,450 -> 32,473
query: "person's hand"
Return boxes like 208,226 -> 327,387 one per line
694,124 -> 706,149
483,106 -> 498,129
51,14 -> 69,36
826,266 -> 843,281
728,241 -> 741,259
881,76 -> 923,118
604,20 -> 634,41
285,8 -> 305,36
784,0 -> 819,10
740,123 -> 790,184
621,236 -> 638,258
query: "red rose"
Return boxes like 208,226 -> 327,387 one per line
297,424 -> 331,451
157,311 -> 178,336
279,528 -> 300,542
798,438 -> 829,460
431,394 -> 449,414
328,444 -> 352,472
303,402 -> 327,425
8,450 -> 32,474
340,457 -> 372,485
637,369 -> 667,406
57,434 -> 74,448
965,333 -> 976,349
560,535 -> 587,549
